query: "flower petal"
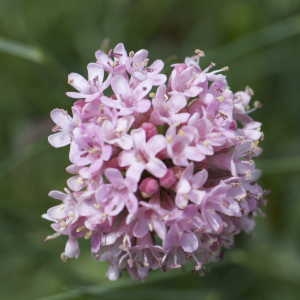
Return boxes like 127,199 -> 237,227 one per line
119,150 -> 136,167
104,168 -> 124,186
87,63 -> 104,83
133,218 -> 148,238
126,162 -> 145,181
181,232 -> 198,253
111,75 -> 131,99
192,169 -> 208,188
131,128 -> 146,149
147,135 -> 166,155
134,80 -> 152,100
146,158 -> 167,178
68,73 -> 90,93
48,132 -> 71,148
50,109 -> 72,128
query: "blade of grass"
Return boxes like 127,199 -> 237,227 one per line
0,37 -> 46,64
210,14 -> 300,62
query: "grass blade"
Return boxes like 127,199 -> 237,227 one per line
0,37 -> 45,63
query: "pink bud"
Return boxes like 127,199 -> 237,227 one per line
139,177 -> 159,198
141,122 -> 158,140
160,168 -> 178,188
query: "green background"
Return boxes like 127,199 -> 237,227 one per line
1,0 -> 300,299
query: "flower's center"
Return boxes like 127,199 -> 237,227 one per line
136,150 -> 149,163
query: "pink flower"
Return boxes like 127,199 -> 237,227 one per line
151,85 -> 190,125
165,125 -> 196,166
44,43 -> 265,281
95,43 -> 129,74
169,62 -> 205,97
130,54 -> 167,86
96,168 -> 138,223
102,115 -> 134,150
102,75 -> 152,115
48,109 -> 74,148
133,198 -> 167,240
69,124 -> 112,175
175,164 -> 207,208
119,129 -> 167,180
181,113 -> 227,157
67,63 -> 110,101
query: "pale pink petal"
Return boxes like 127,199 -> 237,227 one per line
95,186 -> 111,204
172,113 -> 190,124
134,80 -> 152,100
133,218 -> 148,238
164,224 -> 181,250
126,162 -> 145,181
147,135 -> 166,155
149,73 -> 167,85
48,132 -> 71,148
133,49 -> 149,64
64,238 -> 80,258
189,189 -> 206,205
125,194 -> 138,223
169,94 -> 187,113
104,168 -> 124,186
50,109 -> 72,128
106,264 -> 120,281
181,232 -> 198,253
185,146 -> 206,162
68,73 -> 90,93
116,135 -> 133,150
113,42 -> 128,62
87,63 -> 104,82
119,150 -> 136,167
67,176 -> 85,192
136,99 -> 151,113
149,59 -> 164,73
42,205 -> 65,221
66,91 -> 86,99
111,75 -> 131,99
95,50 -> 112,69
152,218 -> 166,240
48,190 -> 67,201
105,196 -> 125,216
192,169 -> 208,188
131,129 -> 146,149
146,158 -> 167,178
177,178 -> 191,194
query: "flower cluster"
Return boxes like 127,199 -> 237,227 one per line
43,43 -> 265,280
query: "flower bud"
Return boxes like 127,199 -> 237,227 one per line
160,168 -> 178,188
139,177 -> 159,197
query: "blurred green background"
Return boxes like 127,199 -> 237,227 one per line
1,0 -> 300,299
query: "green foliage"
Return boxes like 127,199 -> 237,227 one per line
0,0 -> 300,299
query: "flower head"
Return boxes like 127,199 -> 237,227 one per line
44,43 -> 265,280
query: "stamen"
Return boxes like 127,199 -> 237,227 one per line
44,232 -> 60,242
